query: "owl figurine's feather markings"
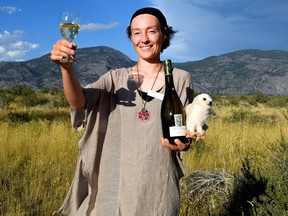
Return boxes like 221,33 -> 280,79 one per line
186,93 -> 212,132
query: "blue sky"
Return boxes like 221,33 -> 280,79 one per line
1,0 -> 288,62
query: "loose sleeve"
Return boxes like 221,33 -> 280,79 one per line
174,68 -> 194,106
70,74 -> 110,131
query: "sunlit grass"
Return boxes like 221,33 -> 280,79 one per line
0,116 -> 81,215
0,105 -> 287,215
183,105 -> 287,173
180,105 -> 288,215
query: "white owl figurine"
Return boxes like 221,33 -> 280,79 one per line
186,93 -> 212,132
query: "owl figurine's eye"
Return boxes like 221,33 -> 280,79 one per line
203,98 -> 207,101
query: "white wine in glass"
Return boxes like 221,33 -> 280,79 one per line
59,10 -> 80,62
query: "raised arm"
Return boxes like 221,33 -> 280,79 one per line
50,39 -> 86,110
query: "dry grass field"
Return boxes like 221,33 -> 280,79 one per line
180,105 -> 288,215
0,93 -> 287,215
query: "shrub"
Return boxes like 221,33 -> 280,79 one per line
246,97 -> 258,106
4,108 -> 70,123
0,86 -> 69,108
19,95 -> 50,107
7,111 -> 31,123
7,85 -> 35,96
225,108 -> 278,125
226,157 -> 268,216
266,97 -> 288,108
255,133 -> 288,215
255,92 -> 268,103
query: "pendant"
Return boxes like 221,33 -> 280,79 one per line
138,108 -> 150,121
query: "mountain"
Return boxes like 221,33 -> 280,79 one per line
0,46 -> 134,91
175,49 -> 288,95
0,46 -> 288,95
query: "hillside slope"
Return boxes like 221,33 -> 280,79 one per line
1,47 -> 287,95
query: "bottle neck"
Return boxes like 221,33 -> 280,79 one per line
164,73 -> 175,89
163,59 -> 175,89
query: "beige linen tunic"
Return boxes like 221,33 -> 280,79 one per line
59,67 -> 193,216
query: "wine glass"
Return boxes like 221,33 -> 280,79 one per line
59,10 -> 80,62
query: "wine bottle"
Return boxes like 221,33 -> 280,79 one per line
161,59 -> 188,145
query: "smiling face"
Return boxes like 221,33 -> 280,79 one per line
130,14 -> 166,62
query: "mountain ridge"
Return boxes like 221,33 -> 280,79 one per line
1,47 -> 287,95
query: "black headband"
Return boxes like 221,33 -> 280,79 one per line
130,7 -> 167,27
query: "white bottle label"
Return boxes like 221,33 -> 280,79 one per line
169,114 -> 186,137
169,126 -> 186,137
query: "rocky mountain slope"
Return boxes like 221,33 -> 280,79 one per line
176,49 -> 288,95
0,47 -> 287,95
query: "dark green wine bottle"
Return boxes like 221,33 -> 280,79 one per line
161,59 -> 188,145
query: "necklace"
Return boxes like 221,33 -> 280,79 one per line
137,64 -> 162,121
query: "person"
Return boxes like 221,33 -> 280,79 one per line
51,7 -> 204,216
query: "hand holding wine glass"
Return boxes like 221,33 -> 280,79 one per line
59,10 -> 80,63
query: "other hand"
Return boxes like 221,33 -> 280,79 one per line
160,138 -> 191,152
